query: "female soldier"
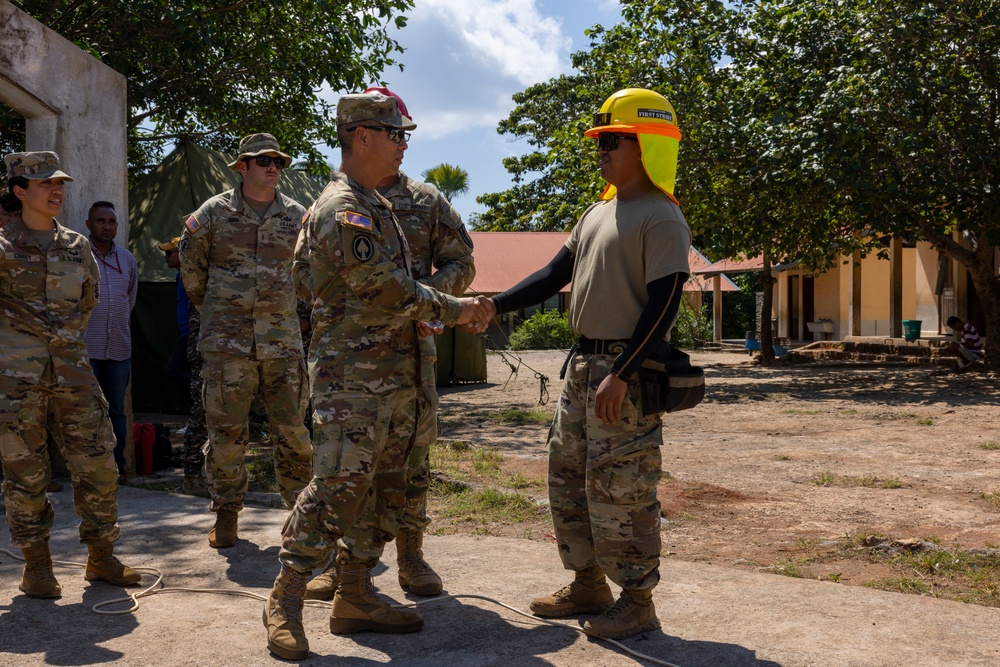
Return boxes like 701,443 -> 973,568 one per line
1,151 -> 140,597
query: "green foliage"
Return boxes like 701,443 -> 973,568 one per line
477,0 -> 1000,367
508,310 -> 575,350
4,0 -> 413,185
671,297 -> 712,349
421,163 -> 470,201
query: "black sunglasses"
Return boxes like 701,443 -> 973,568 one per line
596,133 -> 639,152
247,155 -> 288,169
361,126 -> 411,144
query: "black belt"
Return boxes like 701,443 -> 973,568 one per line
577,337 -> 629,356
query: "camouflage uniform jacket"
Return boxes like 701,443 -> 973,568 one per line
377,171 -> 476,397
293,171 -> 462,396
377,171 -> 475,297
0,214 -> 101,418
180,187 -> 305,359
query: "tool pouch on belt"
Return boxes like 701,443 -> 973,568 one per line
637,344 -> 705,415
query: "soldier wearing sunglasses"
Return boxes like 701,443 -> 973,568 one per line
264,91 -> 480,661
469,88 -> 691,640
179,133 -> 312,550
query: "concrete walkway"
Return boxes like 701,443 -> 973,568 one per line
2,485 -> 998,667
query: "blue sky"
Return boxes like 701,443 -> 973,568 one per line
317,0 -> 623,221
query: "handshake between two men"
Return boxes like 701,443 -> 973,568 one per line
417,296 -> 497,338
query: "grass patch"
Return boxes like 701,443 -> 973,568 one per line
439,487 -> 542,525
812,472 -> 836,486
812,472 -> 904,489
490,408 -> 552,425
846,536 -> 1000,606
768,561 -> 803,578
785,408 -> 821,415
915,417 -> 935,426
981,441 -> 1000,451
765,393 -> 790,401
472,448 -> 504,477
979,492 -> 1000,510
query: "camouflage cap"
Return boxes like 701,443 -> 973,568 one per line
337,92 -> 417,131
4,151 -> 74,182
227,133 -> 293,170
156,235 -> 181,252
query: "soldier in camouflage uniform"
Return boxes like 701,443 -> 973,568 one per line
472,89 -> 691,640
159,234 -> 208,496
0,151 -> 142,599
263,92 -> 479,661
180,134 -> 312,548
305,87 -> 476,602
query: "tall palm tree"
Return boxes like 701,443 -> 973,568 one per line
421,163 -> 470,202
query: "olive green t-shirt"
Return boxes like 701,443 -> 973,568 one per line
566,193 -> 691,340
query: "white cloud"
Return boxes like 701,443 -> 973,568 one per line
414,0 -> 570,85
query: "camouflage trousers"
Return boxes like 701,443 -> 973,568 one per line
0,365 -> 120,548
202,352 -> 312,512
183,304 -> 207,476
279,388 -> 418,573
548,352 -> 664,591
338,390 -> 435,561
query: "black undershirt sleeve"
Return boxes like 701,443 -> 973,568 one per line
610,272 -> 688,379
491,246 -> 574,314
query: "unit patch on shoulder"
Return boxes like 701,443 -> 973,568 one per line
352,235 -> 374,262
180,238 -> 189,252
341,210 -> 373,231
185,214 -> 203,234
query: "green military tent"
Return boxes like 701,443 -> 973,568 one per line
127,139 -> 325,412
127,139 -> 485,413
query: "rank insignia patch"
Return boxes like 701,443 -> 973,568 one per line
352,235 -> 374,262
342,210 -> 373,231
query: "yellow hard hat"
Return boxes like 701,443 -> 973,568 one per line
585,88 -> 682,203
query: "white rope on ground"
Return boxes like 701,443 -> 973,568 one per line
1,548 -> 682,667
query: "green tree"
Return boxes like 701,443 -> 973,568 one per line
421,163 -> 470,201
3,0 -> 413,185
745,0 -> 1000,368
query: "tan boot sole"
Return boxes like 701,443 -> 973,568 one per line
18,583 -> 62,598
585,616 -> 661,640
398,576 -> 442,596
529,599 -> 614,618
329,615 -> 424,634
262,608 -> 309,660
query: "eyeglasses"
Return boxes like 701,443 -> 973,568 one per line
596,133 -> 639,152
361,126 -> 411,144
247,155 -> 288,169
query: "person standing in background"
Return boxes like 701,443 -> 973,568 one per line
84,201 -> 137,485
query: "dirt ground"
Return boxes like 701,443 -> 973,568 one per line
436,348 -> 1000,592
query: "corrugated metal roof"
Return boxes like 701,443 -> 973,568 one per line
466,232 -> 737,294
694,254 -> 765,275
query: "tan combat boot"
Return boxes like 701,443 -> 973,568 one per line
529,564 -> 614,618
19,543 -> 62,598
396,528 -> 442,596
208,509 -> 238,548
263,564 -> 310,660
85,543 -> 142,586
304,559 -> 340,601
583,588 -> 660,639
330,561 -> 423,634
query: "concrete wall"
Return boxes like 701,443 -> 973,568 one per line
0,1 -> 127,240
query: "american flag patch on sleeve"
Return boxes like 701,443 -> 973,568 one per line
341,210 -> 373,231
185,214 -> 202,233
